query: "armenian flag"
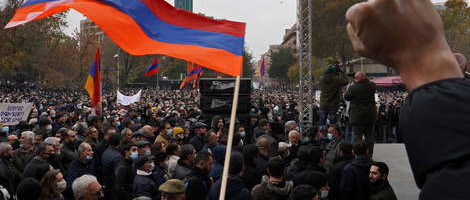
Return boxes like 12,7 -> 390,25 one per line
144,58 -> 159,76
260,58 -> 265,77
84,49 -> 101,110
5,0 -> 246,76
180,64 -> 203,89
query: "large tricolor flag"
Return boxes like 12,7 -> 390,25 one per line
5,0 -> 246,76
84,49 -> 101,111
180,64 -> 203,89
144,58 -> 159,76
260,58 -> 265,77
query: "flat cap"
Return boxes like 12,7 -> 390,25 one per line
135,140 -> 151,148
158,179 -> 185,194
192,122 -> 208,129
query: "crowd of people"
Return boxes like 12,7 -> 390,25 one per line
0,75 -> 404,200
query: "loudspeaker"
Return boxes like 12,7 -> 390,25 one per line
200,95 -> 251,113
199,78 -> 251,95
199,78 -> 252,115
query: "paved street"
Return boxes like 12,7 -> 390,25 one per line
373,144 -> 420,200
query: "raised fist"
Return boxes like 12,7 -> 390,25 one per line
345,0 -> 462,89
346,0 -> 448,66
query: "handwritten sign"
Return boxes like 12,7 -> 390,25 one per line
0,103 -> 33,125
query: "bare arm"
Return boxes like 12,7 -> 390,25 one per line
345,0 -> 462,90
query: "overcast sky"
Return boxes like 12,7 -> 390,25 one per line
62,0 -> 447,60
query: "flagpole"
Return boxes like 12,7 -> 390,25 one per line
99,49 -> 103,116
219,75 -> 240,200
156,71 -> 159,89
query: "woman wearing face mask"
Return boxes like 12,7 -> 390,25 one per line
39,169 -> 66,200
132,155 -> 158,200
154,122 -> 172,148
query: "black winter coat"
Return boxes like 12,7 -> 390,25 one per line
344,79 -> 376,125
115,158 -> 135,200
370,180 -> 398,200
185,167 -> 212,200
11,148 -> 34,174
286,159 -> 326,181
320,73 -> 348,111
66,158 -> 94,185
22,157 -> 51,181
132,172 -> 158,200
327,155 -> 354,200
0,158 -> 21,195
242,162 -> 260,190
207,175 -> 251,200
338,156 -> 373,200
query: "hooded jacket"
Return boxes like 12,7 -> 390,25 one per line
251,175 -> 293,200
209,145 -> 225,182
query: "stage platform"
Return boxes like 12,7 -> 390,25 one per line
373,144 -> 420,200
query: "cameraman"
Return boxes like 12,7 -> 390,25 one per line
319,63 -> 349,127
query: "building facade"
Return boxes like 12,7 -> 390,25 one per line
79,18 -> 105,46
175,0 -> 193,12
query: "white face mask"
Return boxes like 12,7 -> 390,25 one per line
320,190 -> 329,199
57,179 -> 67,192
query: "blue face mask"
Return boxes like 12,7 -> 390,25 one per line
130,152 -> 138,160
239,131 -> 246,138
327,133 -> 334,140
85,155 -> 93,161
166,129 -> 173,137
1,126 -> 8,134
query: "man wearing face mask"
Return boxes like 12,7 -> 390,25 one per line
133,156 -> 158,200
368,162 -> 396,200
0,142 -> 21,196
136,141 -> 152,156
23,142 -> 55,181
44,137 -> 66,174
115,143 -> 139,200
11,131 -> 35,174
67,143 -> 95,187
323,125 -> 344,172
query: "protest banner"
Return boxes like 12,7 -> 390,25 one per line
117,90 -> 142,105
0,103 -> 33,125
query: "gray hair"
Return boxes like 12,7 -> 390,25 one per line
44,137 -> 60,146
285,120 -> 297,128
121,128 -> 132,137
21,131 -> 35,143
72,175 -> 99,199
78,142 -> 91,154
0,142 -> 11,155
